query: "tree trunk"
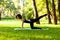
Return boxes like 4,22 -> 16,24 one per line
52,0 -> 57,24
0,13 -> 1,20
32,0 -> 40,24
46,0 -> 52,24
58,0 -> 60,22
0,8 -> 2,20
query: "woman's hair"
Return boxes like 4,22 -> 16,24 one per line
16,14 -> 22,19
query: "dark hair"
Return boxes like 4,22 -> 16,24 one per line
16,14 -> 22,19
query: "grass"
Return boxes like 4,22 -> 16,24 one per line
0,27 -> 60,40
0,19 -> 60,40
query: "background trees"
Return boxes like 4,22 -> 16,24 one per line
32,0 -> 40,24
58,0 -> 60,23
46,0 -> 52,24
51,0 -> 57,24
0,0 -> 60,25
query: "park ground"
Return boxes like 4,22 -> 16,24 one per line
0,19 -> 60,40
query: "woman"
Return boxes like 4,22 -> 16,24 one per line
16,14 -> 47,29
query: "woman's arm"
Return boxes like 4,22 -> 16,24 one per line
22,20 -> 24,28
21,18 -> 25,28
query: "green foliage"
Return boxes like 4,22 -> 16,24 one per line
6,2 -> 16,10
26,11 -> 34,19
0,0 -> 16,13
0,0 -> 59,19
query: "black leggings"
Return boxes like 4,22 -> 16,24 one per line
30,22 -> 42,29
24,14 -> 47,29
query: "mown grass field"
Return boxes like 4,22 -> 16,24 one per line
0,19 -> 60,40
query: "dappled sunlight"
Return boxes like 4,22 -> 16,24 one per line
35,23 -> 60,28
35,35 -> 52,39
0,27 -> 59,40
0,36 -> 16,40
0,36 -> 6,40
0,33 -> 56,40
0,20 -> 22,27
0,20 -> 60,28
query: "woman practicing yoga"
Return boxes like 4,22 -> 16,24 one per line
16,14 -> 47,29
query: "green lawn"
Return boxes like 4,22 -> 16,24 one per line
0,20 -> 60,40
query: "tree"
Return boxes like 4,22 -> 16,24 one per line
0,8 -> 2,20
0,0 -> 16,17
46,0 -> 52,24
52,0 -> 57,24
32,0 -> 40,24
58,0 -> 60,22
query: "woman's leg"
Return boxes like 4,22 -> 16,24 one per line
32,14 -> 47,22
30,22 -> 42,29
24,20 -> 42,29
30,22 -> 34,29
24,14 -> 47,29
32,27 -> 42,29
